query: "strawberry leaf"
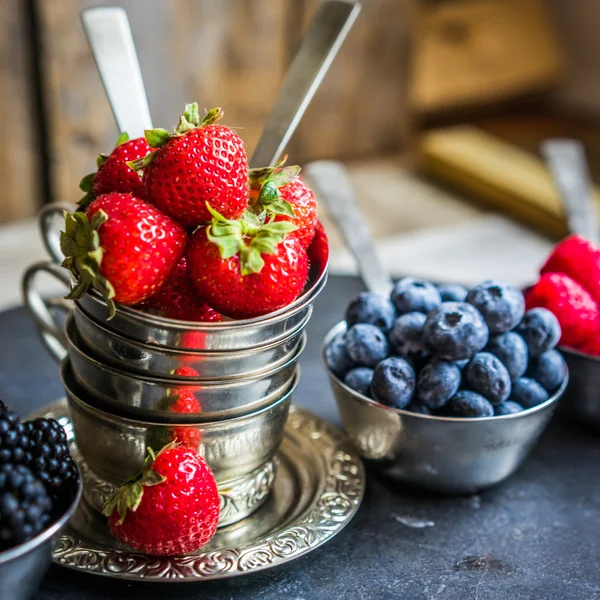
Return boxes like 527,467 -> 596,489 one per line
200,106 -> 224,127
264,199 -> 295,217
96,153 -> 108,168
115,131 -> 130,146
79,173 -> 94,193
269,165 -> 301,187
145,128 -> 171,148
239,245 -> 265,275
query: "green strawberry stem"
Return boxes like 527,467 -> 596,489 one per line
60,209 -> 118,318
102,446 -> 167,525
205,203 -> 297,275
129,105 -> 224,171
247,164 -> 301,219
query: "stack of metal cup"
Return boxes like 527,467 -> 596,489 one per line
23,246 -> 328,527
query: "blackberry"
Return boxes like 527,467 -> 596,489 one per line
25,418 -> 78,494
0,407 -> 32,465
0,464 -> 52,549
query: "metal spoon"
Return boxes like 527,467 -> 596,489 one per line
305,160 -> 393,296
250,0 -> 361,168
80,6 -> 153,136
541,138 -> 600,244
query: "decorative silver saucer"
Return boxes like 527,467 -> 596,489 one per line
33,400 -> 365,581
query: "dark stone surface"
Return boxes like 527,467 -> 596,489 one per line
1,276 -> 599,600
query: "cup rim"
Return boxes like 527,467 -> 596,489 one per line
74,303 -> 312,357
80,260 -> 328,330
559,344 -> 600,363
322,321 -> 569,424
61,360 -> 299,427
66,315 -> 307,386
0,470 -> 82,565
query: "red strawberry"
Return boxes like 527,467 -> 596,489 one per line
143,258 -> 223,322
79,133 -> 150,207
250,164 -> 317,249
131,104 -> 249,227
187,207 -> 309,319
525,272 -> 600,350
541,235 -> 600,302
307,219 -> 329,277
581,336 -> 600,357
167,368 -> 202,448
103,444 -> 219,556
60,193 -> 187,317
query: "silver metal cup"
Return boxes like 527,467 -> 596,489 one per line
62,361 -> 295,525
72,302 -> 311,380
323,322 -> 568,494
560,347 -> 600,429
0,475 -> 82,600
64,312 -> 303,422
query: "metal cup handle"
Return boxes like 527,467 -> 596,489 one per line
22,261 -> 72,362
39,202 -> 76,264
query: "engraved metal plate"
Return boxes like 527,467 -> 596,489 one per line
34,401 -> 365,581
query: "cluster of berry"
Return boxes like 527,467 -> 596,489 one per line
0,400 -> 78,550
62,103 -> 323,321
526,235 -> 600,356
326,278 -> 566,418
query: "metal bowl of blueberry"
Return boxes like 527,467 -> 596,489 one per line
0,400 -> 82,600
322,278 -> 569,494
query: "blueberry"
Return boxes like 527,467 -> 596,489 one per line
510,377 -> 549,409
388,312 -> 428,362
405,401 -> 432,415
423,302 -> 489,361
527,350 -> 566,392
344,367 -> 374,398
345,292 -> 396,332
466,280 -> 525,334
391,277 -> 441,315
464,352 -> 511,406
437,283 -> 468,303
325,334 -> 356,378
448,391 -> 494,418
486,332 -> 529,381
494,401 -> 524,415
455,359 -> 470,370
371,357 -> 416,409
345,324 -> 389,367
416,361 -> 461,409
516,308 -> 561,358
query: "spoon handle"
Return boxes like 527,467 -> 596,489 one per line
250,0 -> 361,168
541,138 -> 600,244
81,6 -> 153,137
305,160 -> 394,296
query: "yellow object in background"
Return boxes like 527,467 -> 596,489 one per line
418,126 -> 600,239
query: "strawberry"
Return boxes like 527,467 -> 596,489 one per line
103,444 -> 219,556
79,133 -> 150,207
60,193 -> 187,317
307,218 -> 329,277
166,369 -> 202,448
130,104 -> 249,227
541,235 -> 600,303
525,272 -> 600,350
581,336 -> 600,357
142,258 -> 223,322
250,163 -> 317,249
187,206 -> 309,319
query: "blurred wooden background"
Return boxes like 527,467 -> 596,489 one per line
3,0 -> 600,223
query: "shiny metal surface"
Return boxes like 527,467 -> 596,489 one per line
250,0 -> 360,167
62,362 -> 295,487
323,322 -> 568,494
34,399 -> 364,582
73,303 -> 310,380
63,320 -> 302,421
560,347 -> 600,429
305,160 -> 394,296
542,138 -> 599,245
0,472 -> 82,600
80,7 -> 153,137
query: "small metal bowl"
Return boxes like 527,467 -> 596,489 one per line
559,347 -> 600,429
73,303 -> 310,380
323,322 -> 568,494
62,362 -> 295,525
65,315 -> 303,422
0,476 -> 82,600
